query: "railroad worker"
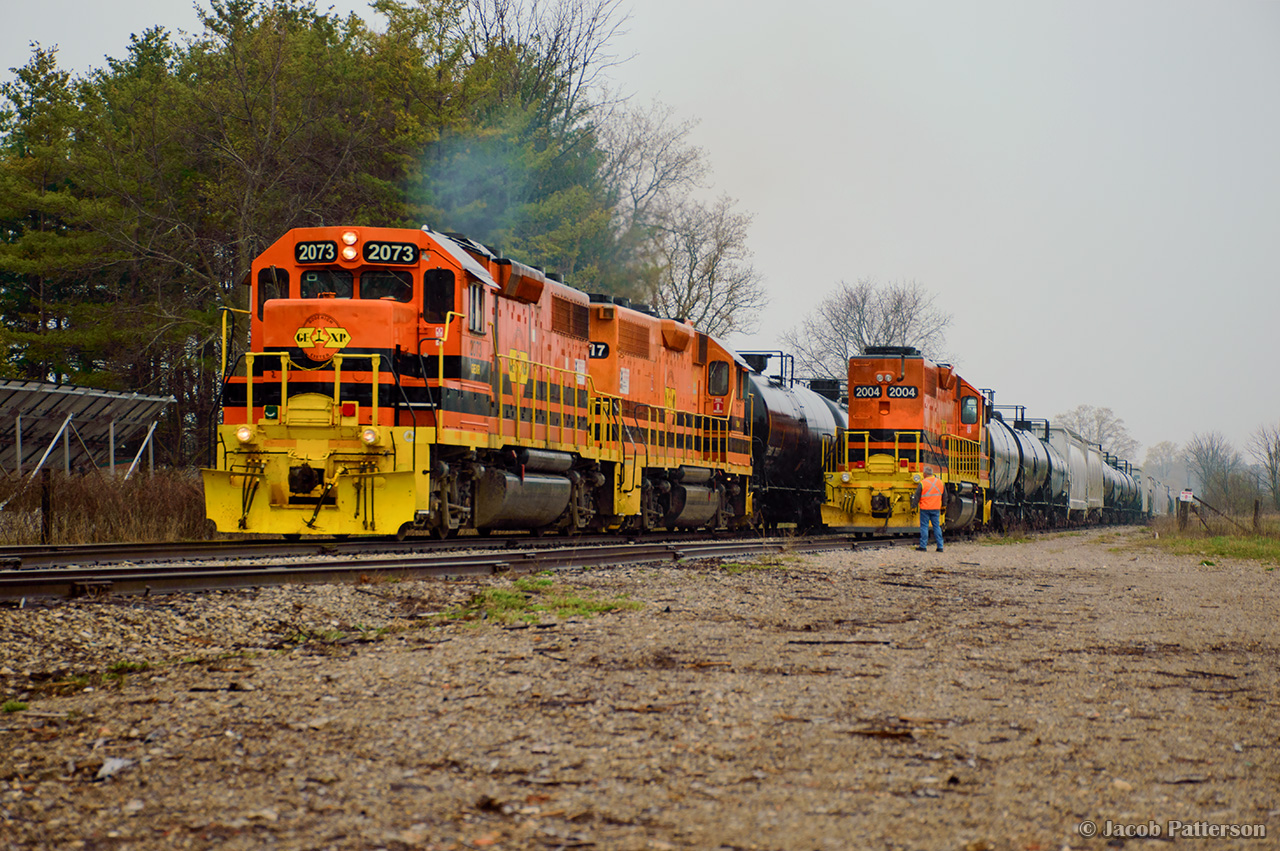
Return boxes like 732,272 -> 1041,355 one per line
914,466 -> 944,552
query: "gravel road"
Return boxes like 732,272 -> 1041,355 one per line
1,526 -> 1276,850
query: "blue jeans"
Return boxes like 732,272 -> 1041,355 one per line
919,509 -> 943,550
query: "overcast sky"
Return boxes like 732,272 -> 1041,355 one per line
4,1 -> 1278,458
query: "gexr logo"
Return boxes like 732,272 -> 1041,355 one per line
294,313 -> 350,362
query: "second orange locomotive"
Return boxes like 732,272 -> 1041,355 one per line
822,346 -> 992,535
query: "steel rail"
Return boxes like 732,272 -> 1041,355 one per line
0,536 -> 868,603
0,530 -> 779,570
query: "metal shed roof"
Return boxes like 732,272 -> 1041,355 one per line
0,380 -> 174,477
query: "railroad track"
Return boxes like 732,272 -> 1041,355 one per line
0,534 -> 883,603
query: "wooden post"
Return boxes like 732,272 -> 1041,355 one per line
1177,499 -> 1189,531
41,469 -> 52,544
1254,499 -> 1261,534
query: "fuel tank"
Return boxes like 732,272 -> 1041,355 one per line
473,468 -> 572,530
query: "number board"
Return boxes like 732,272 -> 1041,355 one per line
363,241 -> 419,264
295,241 -> 338,263
588,342 -> 610,359
852,385 -> 920,399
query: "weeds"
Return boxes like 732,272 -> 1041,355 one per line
0,469 -> 211,544
1142,514 -> 1280,565
723,557 -> 788,574
103,659 -> 151,685
981,535 -> 1032,546
2,700 -> 27,713
438,575 -> 642,625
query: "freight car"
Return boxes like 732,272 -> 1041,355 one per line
741,353 -> 848,530
202,225 -> 841,539
820,346 -> 1149,537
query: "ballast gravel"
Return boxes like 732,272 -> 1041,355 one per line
0,527 -> 1277,850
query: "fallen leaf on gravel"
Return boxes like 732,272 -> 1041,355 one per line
849,728 -> 914,740
96,757 -> 134,780
1161,774 -> 1211,784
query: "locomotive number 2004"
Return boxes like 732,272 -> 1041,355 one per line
853,385 -> 920,399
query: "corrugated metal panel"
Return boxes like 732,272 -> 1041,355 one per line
0,381 -> 174,475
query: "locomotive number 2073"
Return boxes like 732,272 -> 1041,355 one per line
295,241 -> 338,263
363,241 -> 419,264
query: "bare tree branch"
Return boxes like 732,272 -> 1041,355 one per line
779,279 -> 952,379
644,195 -> 766,337
1185,430 -> 1244,509
1248,423 -> 1280,511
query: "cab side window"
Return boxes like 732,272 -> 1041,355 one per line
961,396 -> 980,424
423,268 -> 454,323
257,267 -> 289,320
708,361 -> 730,396
467,284 -> 486,334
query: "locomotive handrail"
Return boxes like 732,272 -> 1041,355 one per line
241,351 -> 386,426
223,349 -> 419,477
218,306 -> 252,380
494,353 -> 593,450
946,435 -> 982,483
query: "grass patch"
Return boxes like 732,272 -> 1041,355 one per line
981,534 -> 1032,546
438,576 -> 642,625
1143,514 -> 1280,565
1154,534 -> 1280,565
2,700 -> 28,713
723,557 -> 788,574
107,660 -> 150,675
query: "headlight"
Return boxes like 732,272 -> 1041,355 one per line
341,230 -> 358,245
360,427 -> 381,447
841,472 -> 850,483
235,425 -> 256,444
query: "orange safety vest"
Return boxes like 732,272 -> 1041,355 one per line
919,475 -> 944,511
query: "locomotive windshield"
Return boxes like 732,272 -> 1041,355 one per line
301,269 -> 353,299
360,270 -> 413,302
961,396 -> 980,424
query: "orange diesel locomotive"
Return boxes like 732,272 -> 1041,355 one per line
203,225 -> 752,538
821,346 -> 991,535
